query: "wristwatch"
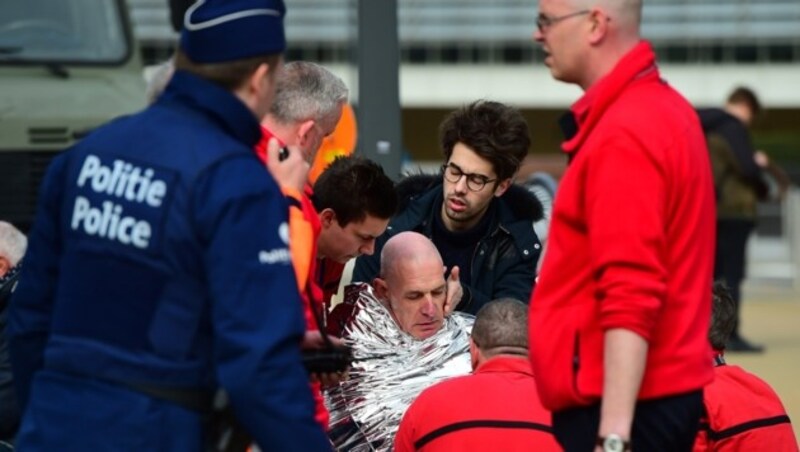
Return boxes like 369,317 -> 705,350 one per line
596,434 -> 630,452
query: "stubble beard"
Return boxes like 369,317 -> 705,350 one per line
443,201 -> 480,229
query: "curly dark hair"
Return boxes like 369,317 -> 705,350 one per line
709,281 -> 736,350
312,156 -> 397,227
439,100 -> 531,183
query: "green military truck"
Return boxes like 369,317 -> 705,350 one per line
0,0 -> 147,231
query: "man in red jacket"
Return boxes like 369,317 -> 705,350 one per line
256,61 -> 349,430
693,283 -> 797,451
257,60 -> 349,315
529,0 -> 715,450
395,298 -> 559,452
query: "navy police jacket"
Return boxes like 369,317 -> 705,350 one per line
8,71 -> 329,450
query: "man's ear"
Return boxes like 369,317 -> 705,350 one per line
493,178 -> 513,198
238,62 -> 273,116
297,119 -> 316,146
587,8 -> 610,45
248,63 -> 271,96
469,337 -> 480,370
372,277 -> 389,301
319,208 -> 337,228
0,256 -> 10,278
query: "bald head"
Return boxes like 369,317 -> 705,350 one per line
535,0 -> 642,89
568,0 -> 641,28
380,231 -> 443,283
375,232 -> 446,340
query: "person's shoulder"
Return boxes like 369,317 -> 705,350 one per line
387,174 -> 441,231
601,85 -> 705,155
696,107 -> 728,127
497,184 -> 544,224
396,174 -> 440,212
198,154 -> 277,200
715,364 -> 780,392
86,102 -> 254,169
495,185 -> 544,253
411,372 -> 477,408
609,74 -> 691,115
706,364 -> 788,410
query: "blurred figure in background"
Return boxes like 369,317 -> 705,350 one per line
698,87 -> 776,353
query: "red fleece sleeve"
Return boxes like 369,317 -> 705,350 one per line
584,134 -> 668,341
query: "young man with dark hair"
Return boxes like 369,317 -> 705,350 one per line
353,100 -> 543,315
395,298 -> 559,451
313,155 -> 398,306
7,1 -> 330,450
697,86 -> 771,353
693,282 -> 797,450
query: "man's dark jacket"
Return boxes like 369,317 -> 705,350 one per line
697,108 -> 769,203
352,174 -> 543,315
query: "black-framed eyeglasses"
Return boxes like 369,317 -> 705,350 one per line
441,163 -> 497,192
536,9 -> 590,33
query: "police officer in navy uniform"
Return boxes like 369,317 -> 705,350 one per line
7,1 -> 331,450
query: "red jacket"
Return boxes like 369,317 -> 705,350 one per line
694,362 -> 797,451
529,41 -> 716,411
395,357 -> 561,452
255,128 -> 329,430
317,258 -> 345,308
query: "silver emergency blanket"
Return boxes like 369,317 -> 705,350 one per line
325,284 -> 474,451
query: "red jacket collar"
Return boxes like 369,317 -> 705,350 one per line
475,356 -> 534,376
562,40 -> 658,154
254,126 -> 285,164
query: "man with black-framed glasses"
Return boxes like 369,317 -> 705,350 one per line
352,100 -> 543,316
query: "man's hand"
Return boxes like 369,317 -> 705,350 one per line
265,137 -> 309,193
754,150 -> 770,168
301,330 -> 350,387
443,266 -> 463,315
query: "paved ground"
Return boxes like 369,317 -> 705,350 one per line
730,279 -> 800,441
